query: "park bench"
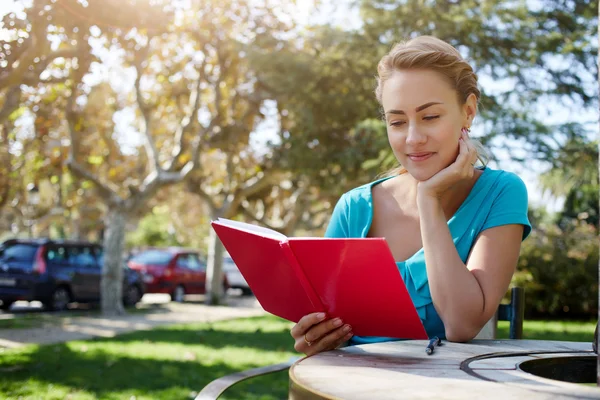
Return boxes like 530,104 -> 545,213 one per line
196,287 -> 525,400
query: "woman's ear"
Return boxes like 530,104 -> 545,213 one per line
462,93 -> 478,127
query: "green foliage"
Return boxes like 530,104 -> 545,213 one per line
515,216 -> 598,319
253,27 -> 389,195
539,136 -> 599,227
126,207 -> 183,249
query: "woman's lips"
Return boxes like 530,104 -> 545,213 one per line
407,152 -> 434,162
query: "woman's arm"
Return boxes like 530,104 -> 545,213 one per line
417,194 -> 524,342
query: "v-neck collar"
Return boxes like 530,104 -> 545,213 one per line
363,167 -> 490,263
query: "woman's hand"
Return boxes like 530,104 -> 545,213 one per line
290,312 -> 353,356
417,129 -> 478,199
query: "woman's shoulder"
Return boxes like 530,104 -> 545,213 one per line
481,167 -> 528,193
472,167 -> 529,211
338,176 -> 395,205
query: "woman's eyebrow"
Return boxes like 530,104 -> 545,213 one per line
385,102 -> 444,115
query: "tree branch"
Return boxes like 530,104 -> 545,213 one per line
167,57 -> 208,171
66,159 -> 120,202
187,178 -> 219,212
224,170 -> 280,218
241,207 -> 284,231
0,86 -> 22,124
65,61 -> 120,204
134,63 -> 161,175
0,122 -> 12,210
0,6 -> 50,91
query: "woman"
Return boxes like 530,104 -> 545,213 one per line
290,36 -> 531,355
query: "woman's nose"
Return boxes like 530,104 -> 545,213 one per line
406,125 -> 427,145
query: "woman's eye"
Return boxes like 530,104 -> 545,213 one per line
389,121 -> 406,127
423,115 -> 440,121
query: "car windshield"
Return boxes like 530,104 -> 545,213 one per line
130,250 -> 172,266
0,243 -> 38,262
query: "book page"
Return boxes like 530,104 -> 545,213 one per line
214,218 -> 288,241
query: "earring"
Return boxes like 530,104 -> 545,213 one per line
461,127 -> 471,135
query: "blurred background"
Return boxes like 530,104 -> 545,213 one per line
0,0 -> 597,319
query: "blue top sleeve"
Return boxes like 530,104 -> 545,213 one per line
325,194 -> 350,238
480,172 -> 532,240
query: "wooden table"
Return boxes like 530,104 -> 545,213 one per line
289,340 -> 599,399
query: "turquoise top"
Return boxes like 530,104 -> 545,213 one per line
324,167 -> 532,345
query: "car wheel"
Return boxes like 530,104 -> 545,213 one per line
123,285 -> 142,307
46,287 -> 71,311
171,285 -> 185,303
0,300 -> 14,311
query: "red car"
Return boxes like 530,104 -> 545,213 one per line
127,248 -> 228,302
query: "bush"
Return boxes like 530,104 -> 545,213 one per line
514,217 -> 598,319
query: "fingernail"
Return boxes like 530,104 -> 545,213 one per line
317,313 -> 326,320
333,318 -> 343,327
343,325 -> 352,332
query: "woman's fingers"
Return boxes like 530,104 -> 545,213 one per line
290,312 -> 326,338
305,324 -> 353,355
459,132 -> 478,175
292,317 -> 352,355
306,318 -> 344,342
455,137 -> 470,170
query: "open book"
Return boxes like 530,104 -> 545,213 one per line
211,218 -> 428,339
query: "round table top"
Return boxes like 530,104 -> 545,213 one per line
289,339 -> 599,400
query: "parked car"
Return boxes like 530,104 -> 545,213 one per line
0,238 -> 145,311
223,255 -> 252,296
127,248 -> 229,302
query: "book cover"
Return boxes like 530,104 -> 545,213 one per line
211,218 -> 428,339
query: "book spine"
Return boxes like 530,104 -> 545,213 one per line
279,241 -> 326,313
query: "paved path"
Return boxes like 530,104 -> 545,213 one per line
0,294 -> 267,348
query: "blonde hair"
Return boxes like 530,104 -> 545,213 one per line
376,36 -> 489,176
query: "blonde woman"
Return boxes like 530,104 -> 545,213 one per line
291,36 -> 531,355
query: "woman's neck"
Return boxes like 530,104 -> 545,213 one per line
394,171 -> 480,218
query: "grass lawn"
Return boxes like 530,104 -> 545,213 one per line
0,305 -> 165,330
0,316 -> 595,400
497,319 -> 597,342
0,316 -> 297,400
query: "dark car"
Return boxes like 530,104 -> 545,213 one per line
0,238 -> 145,311
127,248 -> 228,302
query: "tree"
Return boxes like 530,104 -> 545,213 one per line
515,209 -> 598,318
539,134 -> 598,227
240,26 -> 389,227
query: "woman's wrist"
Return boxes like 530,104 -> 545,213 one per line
416,187 -> 443,211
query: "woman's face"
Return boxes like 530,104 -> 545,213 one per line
381,69 -> 476,181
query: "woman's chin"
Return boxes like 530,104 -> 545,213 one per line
405,168 -> 438,182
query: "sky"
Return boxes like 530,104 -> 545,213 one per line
1,0 -> 594,212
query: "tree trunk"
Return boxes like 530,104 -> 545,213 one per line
101,207 -> 127,316
205,224 -> 225,305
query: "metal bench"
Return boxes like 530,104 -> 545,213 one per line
195,358 -> 297,400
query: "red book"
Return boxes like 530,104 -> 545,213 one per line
211,218 -> 428,339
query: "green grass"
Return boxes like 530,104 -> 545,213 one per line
0,306 -> 163,330
0,317 -> 595,400
0,315 -> 297,400
0,314 -> 49,329
497,319 -> 596,342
